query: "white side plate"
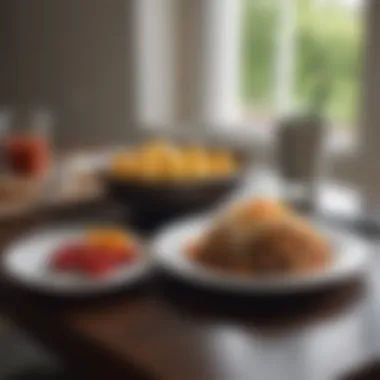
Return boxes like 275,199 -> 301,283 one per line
3,226 -> 152,295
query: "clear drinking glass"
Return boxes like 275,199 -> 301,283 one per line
5,108 -> 53,178
276,116 -> 325,212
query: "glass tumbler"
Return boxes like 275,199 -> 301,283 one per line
5,109 -> 53,178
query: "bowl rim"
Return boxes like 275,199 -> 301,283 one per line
102,145 -> 249,190
102,167 -> 247,190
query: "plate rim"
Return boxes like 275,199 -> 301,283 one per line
2,223 -> 152,296
152,215 -> 369,294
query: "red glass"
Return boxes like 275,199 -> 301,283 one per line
5,133 -> 51,177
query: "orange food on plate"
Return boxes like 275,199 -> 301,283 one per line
85,228 -> 133,250
188,198 -> 332,277
231,198 -> 290,223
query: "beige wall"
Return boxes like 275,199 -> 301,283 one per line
0,1 -> 13,105
358,0 -> 380,209
9,0 -> 137,147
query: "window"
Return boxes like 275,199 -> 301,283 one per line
241,0 -> 279,123
241,0 -> 364,130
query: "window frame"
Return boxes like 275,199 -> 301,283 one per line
133,0 -> 369,187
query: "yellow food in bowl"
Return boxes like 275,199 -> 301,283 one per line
140,145 -> 184,181
110,152 -> 140,179
109,141 -> 239,183
181,146 -> 210,179
209,151 -> 238,176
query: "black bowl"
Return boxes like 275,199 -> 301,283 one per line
103,173 -> 244,233
101,134 -> 251,233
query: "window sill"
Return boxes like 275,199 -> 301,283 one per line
213,123 -> 359,184
136,121 -> 359,184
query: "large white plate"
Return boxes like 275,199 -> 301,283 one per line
153,216 -> 369,294
2,225 -> 152,295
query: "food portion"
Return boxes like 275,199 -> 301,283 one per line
50,228 -> 139,277
188,199 -> 332,276
110,140 -> 239,182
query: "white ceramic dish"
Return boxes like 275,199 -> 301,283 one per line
2,226 -> 151,295
153,215 -> 369,294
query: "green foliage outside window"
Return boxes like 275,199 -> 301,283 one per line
241,0 -> 363,125
241,0 -> 278,107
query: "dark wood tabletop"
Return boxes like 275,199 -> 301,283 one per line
1,257 -> 380,380
1,179 -> 380,380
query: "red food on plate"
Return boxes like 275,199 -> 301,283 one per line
50,240 -> 139,278
51,244 -> 86,271
80,252 -> 115,277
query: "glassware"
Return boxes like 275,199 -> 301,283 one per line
5,108 -> 53,178
276,115 -> 325,212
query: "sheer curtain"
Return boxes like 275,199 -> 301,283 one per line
132,0 -> 379,207
133,0 -> 242,132
133,0 -> 177,129
358,0 -> 380,218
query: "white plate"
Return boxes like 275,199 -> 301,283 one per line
153,216 -> 369,294
3,226 -> 152,295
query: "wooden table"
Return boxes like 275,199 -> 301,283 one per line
1,179 -> 380,380
1,257 -> 379,380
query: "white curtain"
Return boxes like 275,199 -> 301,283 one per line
133,0 -> 242,131
358,0 -> 380,215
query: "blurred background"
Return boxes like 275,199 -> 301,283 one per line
0,0 -> 367,174
0,0 -> 378,378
